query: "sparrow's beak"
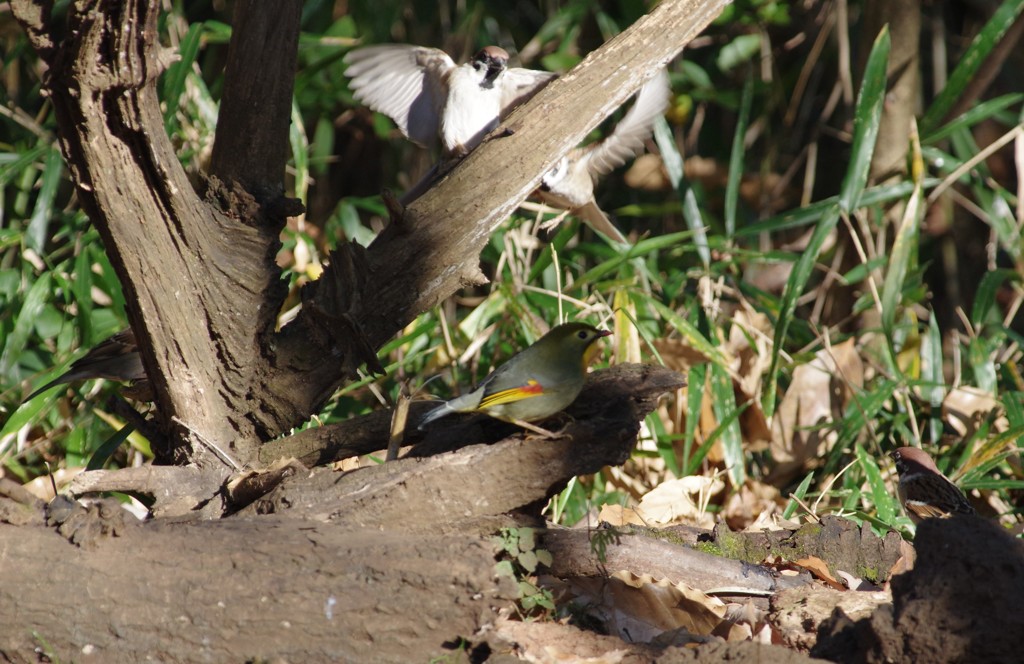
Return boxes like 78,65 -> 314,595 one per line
484,55 -> 507,83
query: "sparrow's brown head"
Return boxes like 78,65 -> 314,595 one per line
890,445 -> 975,522
890,446 -> 942,477
473,46 -> 509,83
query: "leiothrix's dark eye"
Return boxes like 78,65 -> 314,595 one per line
578,331 -> 588,340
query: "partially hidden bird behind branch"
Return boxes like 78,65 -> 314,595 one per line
419,322 -> 610,437
890,446 -> 976,524
534,68 -> 672,244
23,328 -> 150,402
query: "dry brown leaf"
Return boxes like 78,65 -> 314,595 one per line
597,503 -> 646,527
616,453 -> 670,494
724,480 -> 784,531
742,262 -> 793,295
792,556 -> 845,590
942,386 -> 1004,438
652,337 -> 713,374
604,464 -> 655,501
887,539 -> 917,579
623,153 -> 670,191
333,456 -> 360,472
726,309 -> 774,452
565,572 -> 729,644
725,309 -> 773,400
23,467 -> 83,501
768,339 -> 864,485
635,476 -> 725,528
712,620 -> 753,642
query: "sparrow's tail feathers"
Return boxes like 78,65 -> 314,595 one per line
577,202 -> 628,244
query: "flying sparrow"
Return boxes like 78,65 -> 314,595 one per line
534,68 -> 671,244
24,328 -> 150,402
344,44 -> 555,161
889,446 -> 975,524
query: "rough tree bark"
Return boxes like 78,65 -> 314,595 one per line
11,0 -> 726,469
1,1 -> 746,661
0,365 -> 687,661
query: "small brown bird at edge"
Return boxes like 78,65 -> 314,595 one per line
889,446 -> 975,524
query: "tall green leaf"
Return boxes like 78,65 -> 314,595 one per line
0,273 -> 51,376
762,204 -> 840,416
725,72 -> 753,238
710,361 -> 745,485
880,124 -> 923,336
920,0 -> 1024,134
839,27 -> 890,213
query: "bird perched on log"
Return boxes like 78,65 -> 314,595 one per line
419,322 -> 610,436
534,68 -> 671,244
343,44 -> 555,161
890,446 -> 975,524
24,329 -> 150,402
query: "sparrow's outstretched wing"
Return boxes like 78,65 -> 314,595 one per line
498,67 -> 557,117
584,68 -> 671,177
343,45 -> 455,148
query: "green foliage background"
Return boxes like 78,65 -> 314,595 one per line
1,0 -> 1023,534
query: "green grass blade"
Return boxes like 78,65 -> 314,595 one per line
685,398 -> 748,477
73,247 -> 94,342
973,269 -> 1020,329
922,314 -> 945,444
682,188 -> 709,268
26,148 -> 63,252
920,0 -> 1024,134
880,166 -> 922,336
762,204 -> 841,417
710,361 -> 745,485
654,116 -> 709,266
162,22 -> 205,133
839,27 -> 890,213
857,443 -> 895,522
644,298 -> 728,367
0,273 -> 52,376
0,145 -> 48,187
725,72 -> 753,238
924,93 -> 1024,144
782,471 -> 814,519
736,179 -> 935,238
87,423 -> 137,471
833,378 -> 899,456
683,363 -> 706,472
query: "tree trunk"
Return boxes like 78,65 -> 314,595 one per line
11,0 -> 726,467
0,365 -> 684,660
3,0 -> 737,659
0,511 -> 514,663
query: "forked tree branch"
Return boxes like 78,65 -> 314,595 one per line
10,0 -> 728,467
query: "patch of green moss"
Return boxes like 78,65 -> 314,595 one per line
857,566 -> 880,583
693,541 -> 723,556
